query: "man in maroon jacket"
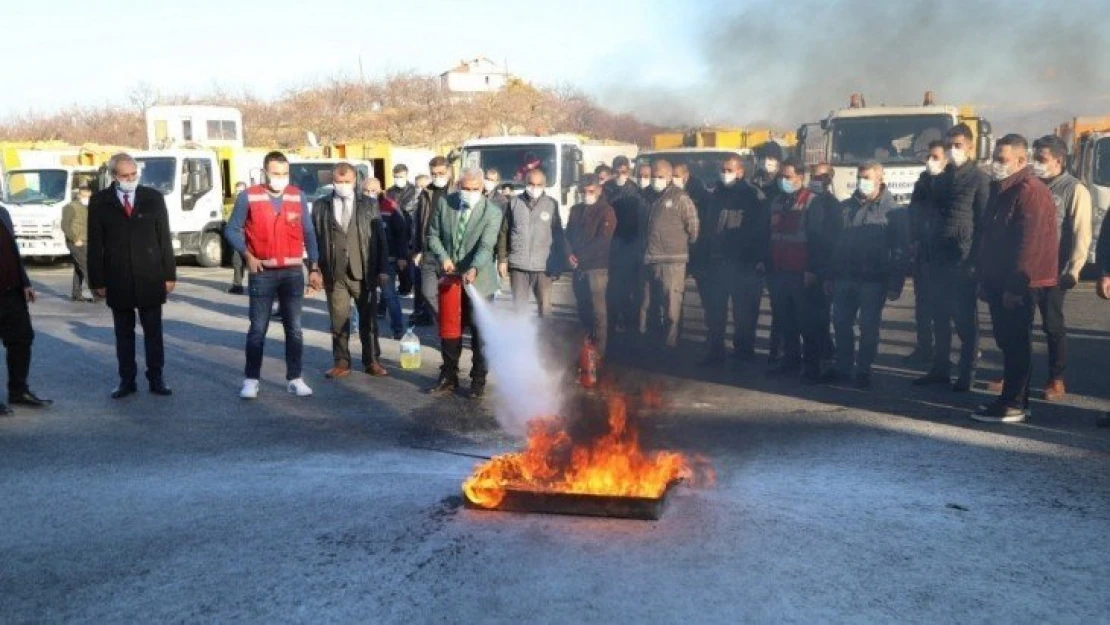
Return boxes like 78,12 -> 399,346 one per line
973,134 -> 1059,423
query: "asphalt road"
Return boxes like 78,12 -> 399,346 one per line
1,264 -> 1108,624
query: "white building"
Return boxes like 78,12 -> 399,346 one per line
145,105 -> 244,150
439,57 -> 511,94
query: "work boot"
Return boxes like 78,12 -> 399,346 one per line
1041,378 -> 1066,401
913,370 -> 950,386
985,378 -> 1004,393
428,375 -> 459,395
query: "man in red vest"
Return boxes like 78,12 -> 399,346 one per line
224,151 -> 321,400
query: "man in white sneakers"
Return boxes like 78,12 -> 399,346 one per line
224,151 -> 322,399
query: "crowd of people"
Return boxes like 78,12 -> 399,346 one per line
0,126 -> 1108,428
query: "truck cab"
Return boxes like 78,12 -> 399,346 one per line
1072,130 -> 1110,265
636,148 -> 755,192
458,136 -> 583,224
1,166 -> 99,260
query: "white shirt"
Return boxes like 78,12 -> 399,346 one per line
116,187 -> 133,209
333,194 -> 352,230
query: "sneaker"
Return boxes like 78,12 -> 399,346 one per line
1041,378 -> 1066,401
913,371 -> 950,386
240,379 -> 260,400
971,402 -> 1026,423
287,378 -> 313,397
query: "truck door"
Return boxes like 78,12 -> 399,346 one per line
182,157 -> 221,230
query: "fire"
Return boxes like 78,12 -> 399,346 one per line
463,392 -> 712,509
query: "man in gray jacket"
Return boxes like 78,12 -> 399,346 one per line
639,159 -> 699,347
497,168 -> 565,317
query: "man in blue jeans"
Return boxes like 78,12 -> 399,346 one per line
826,161 -> 907,389
224,151 -> 321,399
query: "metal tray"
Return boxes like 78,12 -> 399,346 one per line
465,481 -> 679,520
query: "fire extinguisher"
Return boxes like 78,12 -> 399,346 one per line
438,274 -> 463,340
578,337 -> 599,388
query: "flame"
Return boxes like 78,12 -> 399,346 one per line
463,392 -> 712,509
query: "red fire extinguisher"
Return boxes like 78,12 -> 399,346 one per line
578,337 -> 599,388
438,274 -> 463,340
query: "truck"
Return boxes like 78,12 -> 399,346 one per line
309,142 -> 437,187
797,92 -> 993,204
636,147 -> 756,192
651,127 -> 796,151
1055,116 -> 1110,266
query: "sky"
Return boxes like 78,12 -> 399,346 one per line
0,0 -> 709,116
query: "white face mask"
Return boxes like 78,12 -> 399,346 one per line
761,159 -> 779,175
652,178 -> 669,192
334,183 -> 355,199
79,197 -> 90,206
461,190 -> 482,207
432,175 -> 449,188
526,185 -> 544,198
117,179 -> 139,193
856,178 -> 876,197
926,158 -> 945,176
673,178 -> 686,189
947,147 -> 968,167
584,194 -> 599,206
720,172 -> 738,186
1031,161 -> 1050,179
639,177 -> 651,189
393,177 -> 408,188
990,161 -> 1014,182
617,174 -> 629,185
483,180 -> 498,192
267,176 -> 289,193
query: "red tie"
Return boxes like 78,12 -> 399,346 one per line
122,194 -> 133,218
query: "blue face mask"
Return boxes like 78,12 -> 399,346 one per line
779,178 -> 796,194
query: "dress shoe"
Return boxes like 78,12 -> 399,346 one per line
325,366 -> 351,379
1041,378 -> 1066,401
428,376 -> 459,395
985,378 -> 1004,393
149,379 -> 173,396
912,371 -> 950,386
228,285 -> 245,295
111,382 -> 138,399
9,390 -> 53,407
365,363 -> 389,377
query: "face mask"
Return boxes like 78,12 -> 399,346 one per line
990,161 -> 1013,182
673,178 -> 686,190
527,185 -> 544,198
856,178 -> 876,197
652,178 -> 669,192
267,177 -> 289,193
584,194 -> 599,206
617,174 -> 629,185
926,158 -> 945,176
483,180 -> 498,192
639,177 -> 651,189
762,159 -> 779,175
947,147 -> 968,167
334,183 -> 355,199
1031,161 -> 1050,179
808,180 -> 826,193
393,177 -> 408,188
117,179 -> 139,193
720,172 -> 737,186
79,198 -> 90,206
779,178 -> 796,194
432,175 -> 449,188
461,190 -> 482,207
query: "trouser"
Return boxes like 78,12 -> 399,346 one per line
928,264 -> 979,379
912,259 -> 934,355
833,279 -> 887,376
510,269 -> 552,317
440,290 -> 491,382
418,260 -> 439,319
573,269 -> 609,356
1032,285 -> 1066,380
245,267 -> 304,380
986,288 -> 1037,408
767,272 -> 822,370
607,239 -> 641,330
380,262 -> 404,335
398,256 -> 414,295
326,273 -> 380,368
638,262 -> 687,347
231,250 -> 246,288
703,260 -> 763,358
0,290 -> 33,396
112,305 -> 164,384
67,242 -> 89,299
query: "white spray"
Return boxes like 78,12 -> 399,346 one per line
465,284 -> 562,437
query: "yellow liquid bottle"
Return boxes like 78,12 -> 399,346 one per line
400,328 -> 421,370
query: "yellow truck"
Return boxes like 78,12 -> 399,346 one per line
1056,116 -> 1110,265
651,128 -> 796,151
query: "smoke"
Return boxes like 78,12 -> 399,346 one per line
603,0 -> 1110,137
465,285 -> 563,437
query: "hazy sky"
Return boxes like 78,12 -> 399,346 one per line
0,0 -> 710,116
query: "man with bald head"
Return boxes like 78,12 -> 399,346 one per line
638,159 -> 699,347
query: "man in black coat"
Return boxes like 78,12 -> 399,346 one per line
88,153 -> 177,398
0,206 -> 52,415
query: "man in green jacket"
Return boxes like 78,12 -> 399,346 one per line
61,185 -> 94,302
426,167 -> 503,399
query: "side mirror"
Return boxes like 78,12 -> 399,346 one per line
819,118 -> 828,131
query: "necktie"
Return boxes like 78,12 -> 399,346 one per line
122,193 -> 133,218
340,199 -> 350,229
454,207 -> 471,258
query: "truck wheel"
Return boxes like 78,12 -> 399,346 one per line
196,232 -> 222,268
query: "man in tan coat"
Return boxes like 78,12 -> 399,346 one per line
61,185 -> 94,302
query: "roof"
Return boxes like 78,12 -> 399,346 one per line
441,56 -> 504,76
830,105 -> 959,119
463,136 -> 577,148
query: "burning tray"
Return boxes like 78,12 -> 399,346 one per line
464,480 -> 680,521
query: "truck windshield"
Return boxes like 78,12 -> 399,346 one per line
3,170 -> 68,205
829,114 -> 952,166
136,157 -> 177,194
289,163 -> 335,203
461,144 -> 557,189
637,151 -> 752,188
1095,137 -> 1110,187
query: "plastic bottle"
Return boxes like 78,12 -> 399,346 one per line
400,327 -> 422,370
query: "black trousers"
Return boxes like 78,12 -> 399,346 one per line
0,290 -> 33,396
912,259 -> 934,356
67,242 -> 89,299
112,306 -> 164,384
440,290 -> 491,382
1032,285 -> 1067,380
231,250 -> 246,288
928,264 -> 980,379
986,289 -> 1036,408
